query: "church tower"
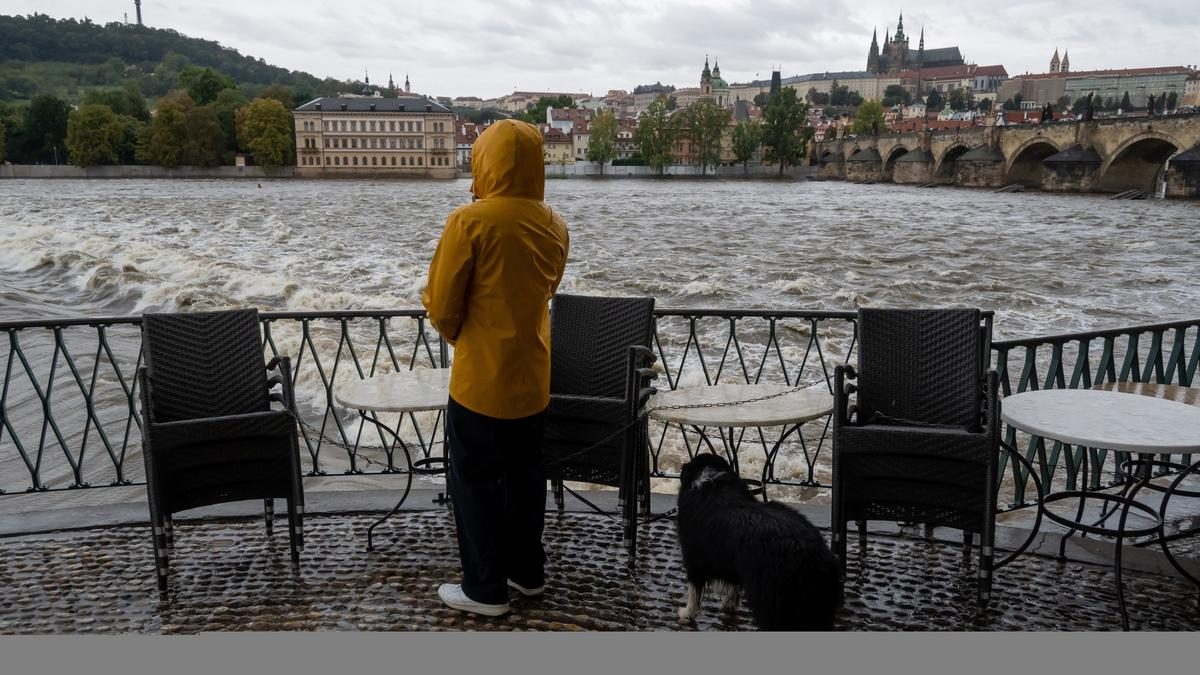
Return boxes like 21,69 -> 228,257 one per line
1061,50 -> 1070,72
867,28 -> 880,73
1050,49 -> 1061,73
405,73 -> 411,94
917,26 -> 925,67
701,56 -> 713,96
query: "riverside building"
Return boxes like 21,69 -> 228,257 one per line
292,96 -> 457,178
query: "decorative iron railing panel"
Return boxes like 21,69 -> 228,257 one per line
3,310 -> 1197,516
992,318 -> 1200,507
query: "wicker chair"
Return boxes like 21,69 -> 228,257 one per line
831,308 -> 999,608
543,294 -> 658,559
137,308 -> 304,598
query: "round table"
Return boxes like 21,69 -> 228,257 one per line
1002,387 -> 1200,628
647,383 -> 834,499
335,368 -> 452,550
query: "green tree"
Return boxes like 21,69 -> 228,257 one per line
977,98 -> 993,113
0,117 -> 6,163
258,84 -> 296,110
761,87 -> 811,177
925,88 -> 945,111
514,95 -> 574,124
1120,91 -> 1133,111
730,119 -> 762,175
66,104 -> 124,167
81,82 -> 150,121
24,94 -> 70,163
1167,91 -> 1178,111
586,109 -> 618,175
138,91 -> 191,167
115,114 -> 144,164
235,97 -> 293,171
753,92 -> 769,107
850,100 -> 886,135
682,99 -> 732,175
634,97 -> 677,176
947,87 -> 971,112
211,87 -> 249,156
184,104 -> 226,167
1055,95 -> 1072,112
881,84 -> 912,108
179,65 -> 236,105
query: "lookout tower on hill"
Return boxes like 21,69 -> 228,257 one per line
135,1 -> 143,26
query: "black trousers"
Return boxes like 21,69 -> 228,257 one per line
446,396 -> 547,605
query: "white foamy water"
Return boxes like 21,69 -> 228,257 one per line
2,178 -> 1197,336
1,178 -> 1198,504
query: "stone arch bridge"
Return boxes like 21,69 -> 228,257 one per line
812,114 -> 1200,198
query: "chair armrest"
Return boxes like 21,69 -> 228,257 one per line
834,365 -> 858,427
146,410 -> 295,448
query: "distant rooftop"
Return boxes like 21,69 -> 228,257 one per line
295,96 -> 452,113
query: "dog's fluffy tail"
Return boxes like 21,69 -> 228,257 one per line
744,554 -> 843,631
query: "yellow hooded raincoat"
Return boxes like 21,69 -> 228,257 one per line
421,120 -> 570,420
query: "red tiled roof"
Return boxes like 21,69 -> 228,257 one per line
543,128 -> 572,143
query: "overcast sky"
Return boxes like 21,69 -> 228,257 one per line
12,1 -> 1200,99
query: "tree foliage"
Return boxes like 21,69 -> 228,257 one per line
947,87 -> 973,112
236,97 -> 293,171
731,119 -> 762,174
881,84 -> 911,107
634,97 -> 677,175
23,94 -> 70,163
66,103 -> 123,166
179,65 -> 236,105
850,100 -> 886,135
514,95 -> 575,124
761,87 -> 811,176
806,87 -> 830,105
137,90 -> 225,167
829,82 -> 863,107
682,99 -> 731,175
80,82 -> 149,121
0,14 -> 334,101
586,109 -> 618,174
926,88 -> 945,111
1120,91 -> 1133,111
0,117 -> 6,163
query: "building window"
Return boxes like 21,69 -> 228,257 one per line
418,157 -> 423,166
389,138 -> 397,149
372,156 -> 377,166
370,138 -> 378,149
417,139 -> 423,149
416,122 -> 422,132
351,139 -> 358,149
324,138 -> 330,148
362,156 -> 367,166
406,121 -> 413,132
370,121 -> 376,131
391,157 -> 396,166
352,157 -> 358,166
325,157 -> 331,165
389,121 -> 396,132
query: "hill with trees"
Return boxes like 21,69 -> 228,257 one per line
0,13 -> 356,169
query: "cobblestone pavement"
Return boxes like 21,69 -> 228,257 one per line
0,511 -> 1197,633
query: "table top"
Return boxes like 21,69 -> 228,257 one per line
647,383 -> 834,427
1002,388 -> 1200,453
1091,381 -> 1200,406
335,368 -> 451,413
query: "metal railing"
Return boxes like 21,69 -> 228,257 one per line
3,309 -> 1198,515
993,317 -> 1200,507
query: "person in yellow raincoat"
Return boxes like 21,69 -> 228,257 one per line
422,119 -> 569,617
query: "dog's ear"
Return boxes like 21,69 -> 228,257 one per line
691,466 -> 726,490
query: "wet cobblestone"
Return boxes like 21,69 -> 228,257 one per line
0,511 -> 1196,632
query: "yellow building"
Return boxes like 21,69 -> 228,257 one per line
543,128 -> 575,165
292,96 -> 457,177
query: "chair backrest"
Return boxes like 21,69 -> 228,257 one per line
141,308 -> 270,423
855,308 -> 984,429
550,294 -> 655,399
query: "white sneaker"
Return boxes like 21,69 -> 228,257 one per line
507,578 -> 546,597
437,583 -> 510,617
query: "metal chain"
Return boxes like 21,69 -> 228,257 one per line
652,373 -> 835,411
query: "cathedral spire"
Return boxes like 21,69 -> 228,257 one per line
1050,49 -> 1061,73
867,28 -> 881,73
1061,50 -> 1070,72
702,55 -> 712,80
919,26 -> 924,50
404,73 -> 411,93
895,12 -> 905,41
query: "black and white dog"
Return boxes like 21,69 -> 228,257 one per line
676,453 -> 842,630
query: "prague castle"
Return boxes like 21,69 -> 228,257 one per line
866,12 -> 964,74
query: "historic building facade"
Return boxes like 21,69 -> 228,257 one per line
866,13 -> 964,74
292,96 -> 457,178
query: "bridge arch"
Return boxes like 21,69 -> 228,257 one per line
933,144 -> 971,180
1004,138 -> 1061,188
882,146 -> 910,182
1097,131 -> 1187,194
844,145 -> 862,162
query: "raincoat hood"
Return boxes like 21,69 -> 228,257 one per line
470,119 -> 545,201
